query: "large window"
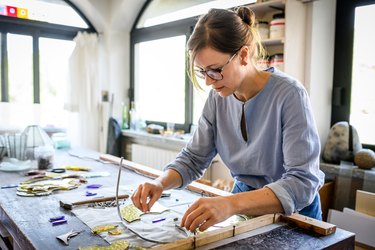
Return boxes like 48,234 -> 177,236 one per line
332,0 -> 375,150
131,0 -> 254,132
39,37 -> 75,127
0,0 -> 94,129
7,33 -> 33,103
134,35 -> 186,124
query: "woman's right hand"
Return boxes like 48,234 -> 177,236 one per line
131,180 -> 164,213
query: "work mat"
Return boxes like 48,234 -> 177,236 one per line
66,185 -> 197,248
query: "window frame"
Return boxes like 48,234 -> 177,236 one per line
130,1 -> 197,133
332,0 -> 375,150
0,0 -> 96,103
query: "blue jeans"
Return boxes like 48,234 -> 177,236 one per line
231,181 -> 322,220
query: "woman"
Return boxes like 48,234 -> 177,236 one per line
132,6 -> 325,232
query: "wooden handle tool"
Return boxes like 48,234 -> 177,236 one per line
60,194 -> 129,210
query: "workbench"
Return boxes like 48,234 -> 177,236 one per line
0,149 -> 355,250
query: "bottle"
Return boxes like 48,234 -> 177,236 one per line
121,102 -> 129,130
129,101 -> 138,131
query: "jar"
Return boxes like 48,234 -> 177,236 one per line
269,13 -> 285,39
269,54 -> 284,71
258,21 -> 269,40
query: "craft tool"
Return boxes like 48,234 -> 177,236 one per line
80,171 -> 110,178
50,168 -> 66,173
25,170 -> 45,176
52,219 -> 68,226
86,184 -> 102,189
60,194 -> 129,210
1,184 -> 18,189
56,230 -> 81,245
85,191 -> 97,196
49,215 -> 65,222
64,165 -> 91,171
152,217 -> 166,223
115,157 -> 170,244
161,191 -> 171,197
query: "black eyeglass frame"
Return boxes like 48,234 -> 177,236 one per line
194,51 -> 238,81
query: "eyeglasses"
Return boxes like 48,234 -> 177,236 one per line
194,52 -> 238,81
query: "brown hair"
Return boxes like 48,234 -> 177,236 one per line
187,6 -> 266,89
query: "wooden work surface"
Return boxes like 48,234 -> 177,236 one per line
0,149 -> 355,250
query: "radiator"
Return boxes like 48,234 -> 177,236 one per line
131,143 -> 211,180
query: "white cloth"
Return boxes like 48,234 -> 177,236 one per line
65,32 -> 101,150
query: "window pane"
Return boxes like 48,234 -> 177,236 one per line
134,35 -> 186,124
350,4 -> 375,145
193,81 -> 210,125
39,37 -> 74,127
0,0 -> 88,28
0,33 -> 2,99
8,33 -> 33,103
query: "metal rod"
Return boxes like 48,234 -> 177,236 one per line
115,157 -> 169,244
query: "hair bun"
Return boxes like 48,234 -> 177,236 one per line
236,6 -> 255,27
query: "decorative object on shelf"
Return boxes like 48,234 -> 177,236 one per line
322,121 -> 362,164
354,149 -> 375,170
6,133 -> 27,160
0,135 -> 7,160
23,125 -> 53,160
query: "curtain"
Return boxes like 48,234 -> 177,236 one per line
65,32 -> 101,150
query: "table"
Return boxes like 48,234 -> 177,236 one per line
0,149 -> 355,250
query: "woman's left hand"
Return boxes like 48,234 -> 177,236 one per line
181,196 -> 234,232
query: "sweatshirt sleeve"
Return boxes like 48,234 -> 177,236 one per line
163,91 -> 217,188
266,86 -> 324,215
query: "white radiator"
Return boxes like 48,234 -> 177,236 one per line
131,143 -> 211,179
131,144 -> 179,170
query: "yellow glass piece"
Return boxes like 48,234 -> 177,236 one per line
78,240 -> 129,250
108,229 -> 123,235
120,204 -> 143,223
92,224 -> 118,234
64,165 -> 91,171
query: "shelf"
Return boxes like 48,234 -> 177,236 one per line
248,0 -> 285,16
262,38 -> 284,46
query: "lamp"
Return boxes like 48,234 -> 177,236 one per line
6,133 -> 27,161
23,125 -> 53,160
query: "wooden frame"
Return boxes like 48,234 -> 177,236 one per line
100,154 -> 336,249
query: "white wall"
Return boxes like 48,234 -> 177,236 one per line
305,0 -> 336,149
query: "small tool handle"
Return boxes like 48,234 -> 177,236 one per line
72,194 -> 129,206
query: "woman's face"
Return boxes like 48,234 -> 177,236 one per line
194,47 -> 243,97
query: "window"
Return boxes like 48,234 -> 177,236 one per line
39,37 -> 75,126
332,0 -> 375,150
134,35 -> 186,124
0,0 -> 94,128
131,0 -> 255,132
